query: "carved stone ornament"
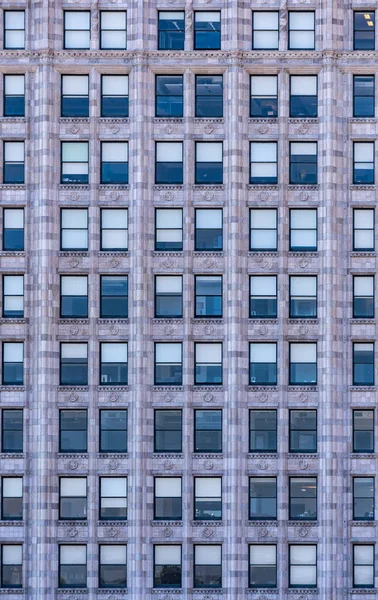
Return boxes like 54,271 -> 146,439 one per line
203,392 -> 213,402
69,257 -> 80,268
108,459 -> 119,471
299,325 -> 309,337
70,325 -> 80,335
299,392 -> 308,403
298,527 -> 309,538
108,125 -> 120,135
258,392 -> 268,403
299,258 -> 309,269
258,596 -> 268,600
164,392 -> 173,403
163,527 -> 173,538
163,257 -> 175,269
164,190 -> 174,200
109,324 -> 119,335
69,191 -> 80,201
258,526 -> 268,538
68,392 -> 79,403
67,459 -> 79,470
297,124 -> 310,134
67,527 -> 78,538
69,124 -> 80,134
109,392 -> 119,403
108,527 -> 119,538
109,258 -> 120,268
258,191 -> 270,201
203,460 -> 214,470
257,460 -> 268,470
299,191 -> 309,201
299,459 -> 309,470
109,191 -> 120,201
259,125 -> 269,134
203,257 -> 215,269
204,325 -> 215,335
258,325 -> 268,336
203,191 -> 214,201
202,527 -> 213,538
164,325 -> 174,335
204,124 -> 214,134
164,460 -> 174,470
164,125 -> 174,134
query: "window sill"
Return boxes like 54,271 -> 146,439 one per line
287,319 -> 318,324
97,453 -> 128,459
287,184 -> 319,191
97,385 -> 129,392
350,184 -> 376,190
0,453 -> 24,459
192,453 -> 223,459
350,386 -> 376,391
151,520 -> 183,526
98,117 -> 129,124
194,117 -> 224,124
0,386 -> 25,392
247,453 -> 278,459
57,520 -> 87,526
153,184 -> 184,190
59,117 -> 89,123
152,453 -> 183,459
57,453 -> 88,459
98,184 -> 129,191
97,520 -> 128,526
248,184 -> 279,191
351,520 -> 376,526
0,520 -> 24,526
154,117 -> 183,124
59,184 -> 89,190
350,117 -> 377,123
0,116 -> 26,123
192,184 -> 224,191
288,117 -> 319,124
0,183 -> 25,190
249,117 -> 277,124
286,385 -> 318,391
350,319 -> 376,324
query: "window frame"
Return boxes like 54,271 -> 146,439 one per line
99,409 -> 128,454
59,409 -> 87,454
353,141 -> 375,185
63,10 -> 90,51
288,11 -> 316,50
154,409 -> 182,454
249,409 -> 277,453
289,409 -> 317,454
249,476 -> 277,521
289,544 -> 317,589
353,409 -> 374,453
354,11 -> 376,51
99,11 -> 127,50
353,208 -> 375,252
3,11 -> 25,51
353,74 -> 375,118
289,208 -> 318,252
2,409 -> 23,454
252,11 -> 279,50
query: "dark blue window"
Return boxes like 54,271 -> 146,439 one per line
155,142 -> 183,184
3,75 -> 24,117
195,275 -> 222,318
3,142 -> 24,184
61,75 -> 89,117
195,75 -> 223,117
158,11 -> 185,50
290,142 -> 317,185
194,12 -> 221,50
354,142 -> 374,184
156,75 -> 183,118
353,343 -> 374,386
290,75 -> 317,117
101,142 -> 128,185
354,75 -> 375,117
101,75 -> 129,118
354,11 -> 375,50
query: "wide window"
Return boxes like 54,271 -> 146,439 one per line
289,545 -> 317,588
100,11 -> 126,49
353,409 -> 374,453
156,75 -> 183,118
195,142 -> 223,184
289,343 -> 317,385
100,477 -> 127,520
59,477 -> 87,520
194,410 -> 222,453
353,209 -> 374,251
61,208 -> 88,251
354,75 -> 375,118
64,11 -> 90,50
353,545 -> 374,588
2,342 -> 23,386
195,209 -> 223,251
3,141 -> 24,184
194,477 -> 222,521
289,410 -> 317,453
290,142 -> 317,184
249,343 -> 277,386
155,209 -> 183,252
61,142 -> 88,184
101,209 -> 128,251
100,276 -> 128,319
250,142 -> 278,184
0,545 -> 22,588
4,11 -> 25,50
60,276 -> 88,318
250,209 -> 277,251
101,142 -> 128,185
59,409 -> 87,453
195,343 -> 222,385
249,410 -> 277,453
100,410 -> 127,453
1,478 -> 22,521
195,75 -> 223,118
3,208 -> 24,251
249,545 -> 277,588
3,275 -> 24,318
250,276 -> 277,318
353,477 -> 374,521
153,545 -> 181,588
249,477 -> 277,520
158,12 -> 185,51
101,75 -> 128,118
154,410 -> 182,453
288,12 -> 315,49
289,276 -> 317,318
290,75 -> 317,117
353,142 -> 374,184
99,545 -> 127,589
100,343 -> 128,386
155,343 -> 182,386
193,545 -> 222,588
61,75 -> 89,118
4,75 -> 25,117
154,477 -> 182,521
195,275 -> 222,318
194,12 -> 221,50
155,276 -> 183,318
59,545 -> 86,588
353,343 -> 374,385
353,276 -> 374,318
354,12 -> 375,50
290,209 -> 317,251
155,142 -> 183,184
250,75 -> 278,118
60,343 -> 87,386
252,12 -> 279,50
289,477 -> 317,520
2,410 -> 23,453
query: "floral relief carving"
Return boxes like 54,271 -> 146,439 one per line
258,191 -> 269,201
163,257 -> 175,269
108,125 -> 120,135
299,459 -> 309,470
297,124 -> 309,134
69,191 -> 80,201
68,392 -> 79,403
109,324 -> 119,335
164,190 -> 174,200
109,258 -> 120,268
109,191 -> 120,201
258,526 -> 268,538
202,527 -> 213,538
257,460 -> 268,470
299,258 -> 309,269
204,325 -> 215,335
164,460 -> 174,470
203,191 -> 214,201
108,527 -> 119,538
69,325 -> 80,336
67,459 -> 79,471
259,125 -> 269,134
164,392 -> 173,403
298,527 -> 309,537
69,124 -> 80,134
108,459 -> 119,471
163,527 -> 173,538
203,392 -> 213,402
204,124 -> 214,134
67,527 -> 78,538
258,325 -> 268,336
258,392 -> 268,403
69,257 -> 80,268
299,324 -> 309,336
298,392 -> 308,403
164,325 -> 174,335
164,125 -> 174,134
203,257 -> 215,269
299,191 -> 309,201
203,460 -> 214,470
109,392 -> 119,403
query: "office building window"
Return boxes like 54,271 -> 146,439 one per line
4,12 -> 25,50
252,12 -> 279,50
250,75 -> 278,117
2,410 -> 23,453
155,276 -> 183,318
354,12 -> 375,50
353,477 -> 374,521
100,410 -> 127,453
289,545 -> 317,588
99,545 -> 127,589
100,343 -> 128,386
155,343 -> 182,386
249,410 -> 277,453
61,75 -> 89,118
155,142 -> 183,184
59,477 -> 87,520
154,410 -> 182,453
158,12 -> 185,50
100,276 -> 128,319
3,209 -> 24,252
3,75 -> 24,117
64,11 -> 90,49
194,477 -> 222,521
61,142 -> 88,184
156,75 -> 183,118
290,209 -> 317,251
194,12 -> 221,50
195,343 -> 222,385
353,410 -> 374,453
101,209 -> 128,251
194,410 -> 222,453
195,142 -> 223,184
60,276 -> 88,319
2,342 -> 23,386
155,208 -> 183,252
289,343 -> 317,385
194,545 -> 222,588
195,209 -> 223,251
60,208 -> 88,251
60,343 -> 87,386
289,12 -> 315,49
59,545 -> 86,588
154,477 -> 182,521
353,209 -> 374,251
100,477 -> 127,521
101,75 -> 128,118
250,142 -> 278,185
290,75 -> 317,117
353,545 -> 374,588
290,142 -> 317,184
289,410 -> 317,453
353,342 -> 374,386
1,478 -> 22,521
3,141 -> 24,184
59,410 -> 87,453
3,275 -> 24,318
250,275 -> 277,319
289,477 -> 317,520
195,275 -> 222,318
249,545 -> 277,588
100,11 -> 126,49
195,75 -> 223,118
153,545 -> 182,588
0,545 -> 22,588
354,75 -> 375,117
249,477 -> 277,520
101,142 -> 128,185
249,343 -> 277,386
354,142 -> 374,184
353,276 -> 374,318
250,209 -> 277,252
289,276 -> 317,318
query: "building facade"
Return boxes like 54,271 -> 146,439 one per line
0,0 -> 377,598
